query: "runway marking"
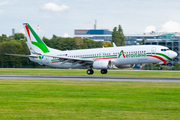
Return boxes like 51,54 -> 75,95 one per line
0,75 -> 180,83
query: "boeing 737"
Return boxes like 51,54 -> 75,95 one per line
6,23 -> 177,75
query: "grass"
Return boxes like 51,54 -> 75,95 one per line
0,68 -> 180,78
0,80 -> 180,120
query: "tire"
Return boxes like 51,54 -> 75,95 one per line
87,69 -> 94,75
101,69 -> 108,74
159,67 -> 162,70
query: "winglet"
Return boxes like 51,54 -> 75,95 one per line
112,42 -> 117,47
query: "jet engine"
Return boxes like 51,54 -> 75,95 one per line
93,60 -> 113,69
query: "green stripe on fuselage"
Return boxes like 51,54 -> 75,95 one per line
81,55 -> 117,59
51,59 -> 60,61
146,53 -> 171,60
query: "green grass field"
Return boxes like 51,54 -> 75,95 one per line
0,68 -> 180,78
0,80 -> 180,120
0,69 -> 180,119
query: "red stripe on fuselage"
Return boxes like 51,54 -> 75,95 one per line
52,61 -> 63,63
146,55 -> 167,63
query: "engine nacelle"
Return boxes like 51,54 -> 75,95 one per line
93,60 -> 112,69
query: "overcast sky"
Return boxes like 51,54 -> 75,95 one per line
1,0 -> 180,38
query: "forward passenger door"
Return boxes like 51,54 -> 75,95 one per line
151,47 -> 156,56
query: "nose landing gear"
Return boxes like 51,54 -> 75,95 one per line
158,66 -> 162,70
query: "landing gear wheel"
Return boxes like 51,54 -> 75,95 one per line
87,69 -> 94,75
159,66 -> 162,70
101,69 -> 108,74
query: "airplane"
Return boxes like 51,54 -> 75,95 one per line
6,23 -> 177,75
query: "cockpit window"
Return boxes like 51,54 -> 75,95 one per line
161,49 -> 170,51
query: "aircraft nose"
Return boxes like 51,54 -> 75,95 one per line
171,51 -> 177,59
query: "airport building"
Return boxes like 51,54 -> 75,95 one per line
74,29 -> 112,42
75,20 -> 112,42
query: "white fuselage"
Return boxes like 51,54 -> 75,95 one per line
29,45 -> 177,68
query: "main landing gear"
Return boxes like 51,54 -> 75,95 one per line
87,69 -> 108,75
87,69 -> 94,75
101,69 -> 108,74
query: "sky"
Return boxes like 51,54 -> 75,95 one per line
1,0 -> 180,38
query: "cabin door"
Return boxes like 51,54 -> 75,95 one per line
45,56 -> 49,64
151,47 -> 156,56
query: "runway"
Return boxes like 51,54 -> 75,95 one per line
0,75 -> 180,82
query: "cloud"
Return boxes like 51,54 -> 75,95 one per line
63,33 -> 70,38
144,26 -> 156,33
144,21 -> 180,33
0,1 -> 10,6
41,3 -> 69,12
0,10 -> 3,14
157,21 -> 180,32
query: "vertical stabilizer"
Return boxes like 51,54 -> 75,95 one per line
23,23 -> 50,54
26,42 -> 36,54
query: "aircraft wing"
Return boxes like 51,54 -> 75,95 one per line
40,54 -> 94,66
5,53 -> 38,58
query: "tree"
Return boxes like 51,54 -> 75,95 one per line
112,25 -> 125,46
103,42 -> 113,47
74,37 -> 83,45
42,37 -> 54,48
0,34 -> 7,43
112,27 -> 120,45
14,33 -> 25,40
139,38 -> 146,45
174,63 -> 180,68
118,25 -> 125,46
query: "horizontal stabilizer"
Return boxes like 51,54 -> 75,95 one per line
5,53 -> 38,58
